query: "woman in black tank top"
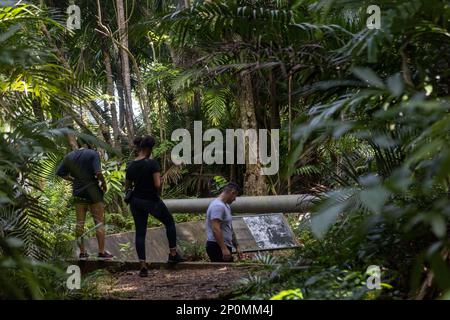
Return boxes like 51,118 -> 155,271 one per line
125,136 -> 185,277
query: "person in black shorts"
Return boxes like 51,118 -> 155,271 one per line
56,133 -> 113,261
205,182 -> 243,262
125,136 -> 185,277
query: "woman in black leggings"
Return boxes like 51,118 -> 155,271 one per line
125,136 -> 184,277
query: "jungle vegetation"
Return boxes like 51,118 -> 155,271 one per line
0,0 -> 449,300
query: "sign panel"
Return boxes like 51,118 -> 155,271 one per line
232,213 -> 298,252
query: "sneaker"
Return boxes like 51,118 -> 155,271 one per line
168,252 -> 186,264
98,251 -> 114,260
139,267 -> 148,278
79,252 -> 89,261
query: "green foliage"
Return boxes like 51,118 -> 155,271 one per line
270,288 -> 303,300
1,0 -> 449,300
103,160 -> 127,212
178,239 -> 208,261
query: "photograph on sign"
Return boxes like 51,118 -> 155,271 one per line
232,213 -> 298,252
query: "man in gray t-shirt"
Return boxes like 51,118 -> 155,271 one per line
205,182 -> 243,262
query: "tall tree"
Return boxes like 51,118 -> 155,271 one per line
97,0 -> 121,150
116,0 -> 135,143
103,49 -> 121,150
237,71 -> 268,195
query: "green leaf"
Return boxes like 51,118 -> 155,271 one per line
367,36 -> 378,63
387,73 -> 404,97
270,289 -> 303,300
352,67 -> 385,89
359,186 -> 390,214
311,202 -> 346,238
430,251 -> 450,290
430,215 -> 447,238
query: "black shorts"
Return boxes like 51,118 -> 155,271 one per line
73,185 -> 104,204
206,241 -> 234,262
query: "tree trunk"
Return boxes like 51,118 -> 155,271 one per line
116,0 -> 135,143
237,72 -> 267,196
287,74 -> 292,194
104,49 -> 121,151
115,71 -> 126,130
269,70 -> 281,129
97,0 -> 121,150
32,99 -> 44,121
230,163 -> 236,183
88,101 -> 111,143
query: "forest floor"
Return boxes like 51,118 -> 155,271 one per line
96,265 -> 252,300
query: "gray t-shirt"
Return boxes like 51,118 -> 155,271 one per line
205,198 -> 234,248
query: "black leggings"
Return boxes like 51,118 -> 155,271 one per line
130,197 -> 177,261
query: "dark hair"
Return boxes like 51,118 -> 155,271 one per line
221,182 -> 240,195
133,136 -> 143,155
133,136 -> 143,148
139,135 -> 156,151
140,136 -> 155,150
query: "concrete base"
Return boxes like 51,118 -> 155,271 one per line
77,221 -> 207,262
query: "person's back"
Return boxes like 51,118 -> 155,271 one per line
57,148 -> 103,203
124,135 -> 184,276
126,158 -> 160,201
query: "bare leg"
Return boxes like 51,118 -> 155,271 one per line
75,203 -> 88,253
90,202 -> 105,254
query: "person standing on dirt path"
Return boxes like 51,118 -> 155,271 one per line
205,182 -> 243,262
56,131 -> 113,261
125,135 -> 185,278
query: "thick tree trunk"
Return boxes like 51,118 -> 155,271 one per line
237,72 -> 267,196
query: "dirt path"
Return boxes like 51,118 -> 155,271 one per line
100,266 -> 251,300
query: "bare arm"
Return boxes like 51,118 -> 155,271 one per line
212,219 -> 232,261
153,172 -> 161,189
232,228 -> 243,259
232,229 -> 238,248
92,152 -> 106,192
96,172 -> 107,192
153,172 -> 161,196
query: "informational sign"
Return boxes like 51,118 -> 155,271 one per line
232,213 -> 298,252
78,214 -> 298,262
